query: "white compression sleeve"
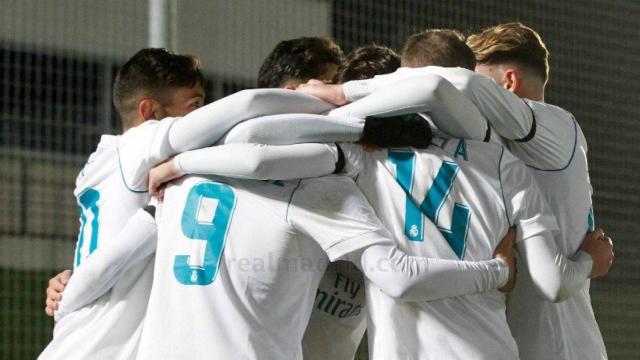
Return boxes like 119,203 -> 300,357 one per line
331,74 -> 488,141
55,209 -> 158,320
348,244 -> 508,301
162,89 -> 334,157
343,66 -> 534,140
220,113 -> 364,145
175,143 -> 339,180
515,231 -> 592,302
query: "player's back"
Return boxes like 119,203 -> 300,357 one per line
41,125 -> 159,359
341,139 -> 521,359
137,175 -> 329,360
505,101 -> 606,359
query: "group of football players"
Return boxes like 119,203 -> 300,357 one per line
40,22 -> 614,360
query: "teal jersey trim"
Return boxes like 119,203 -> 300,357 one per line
525,116 -> 578,172
117,145 -> 148,193
285,180 -> 303,222
498,146 -> 512,226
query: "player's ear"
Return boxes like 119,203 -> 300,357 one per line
138,98 -> 162,121
502,68 -> 520,94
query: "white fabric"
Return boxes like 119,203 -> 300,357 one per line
302,262 -> 367,360
175,143 -> 339,180
343,66 -> 533,140
338,140 -> 530,359
505,104 -> 606,360
40,134 -> 154,360
354,245 -> 508,301
41,89 -> 334,360
121,89 -> 334,191
55,209 -> 157,321
332,74 -> 488,141
137,175 -> 391,360
345,66 -> 605,358
221,113 -> 363,145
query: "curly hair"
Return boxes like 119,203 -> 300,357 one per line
113,48 -> 204,127
466,22 -> 549,83
257,37 -> 344,88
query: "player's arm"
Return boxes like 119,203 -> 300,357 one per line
119,89 -> 334,189
165,89 -> 334,154
298,75 -> 488,141
148,142 -> 339,195
304,66 -> 533,141
55,207 -> 158,321
501,149 -> 614,302
287,177 -> 514,302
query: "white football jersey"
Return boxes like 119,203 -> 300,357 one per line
302,261 -> 367,360
340,139 -> 556,360
504,101 -> 606,360
136,175 -> 391,360
40,119 -> 176,360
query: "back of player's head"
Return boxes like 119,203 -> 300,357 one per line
113,48 -> 204,128
401,29 -> 476,70
257,37 -> 344,88
359,114 -> 432,149
337,45 -> 401,83
466,22 -> 549,84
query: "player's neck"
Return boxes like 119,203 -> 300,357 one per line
517,85 -> 544,102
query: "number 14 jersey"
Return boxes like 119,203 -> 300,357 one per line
340,139 -> 557,360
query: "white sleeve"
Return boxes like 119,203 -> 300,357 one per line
342,67 -> 428,101
432,67 -> 534,141
120,89 -> 334,189
55,209 -> 157,320
287,176 -> 394,261
515,234 -> 592,302
348,244 -> 508,301
220,113 -> 364,145
505,100 -> 578,170
343,66 -> 534,141
167,89 -> 334,153
175,143 -> 339,180
331,74 -> 488,141
501,149 -> 591,302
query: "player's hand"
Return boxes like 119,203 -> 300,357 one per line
579,228 -> 614,278
296,79 -> 348,106
149,157 -> 183,198
494,227 -> 517,293
45,270 -> 71,317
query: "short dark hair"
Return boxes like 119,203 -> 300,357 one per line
338,45 -> 401,83
466,22 -> 549,83
359,114 -> 432,149
113,48 -> 204,128
402,29 -> 476,70
257,37 -> 344,88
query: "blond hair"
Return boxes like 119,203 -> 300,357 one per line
466,22 -> 549,82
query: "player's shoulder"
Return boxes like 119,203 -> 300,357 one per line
75,134 -> 119,189
428,136 -> 505,161
525,99 -> 575,123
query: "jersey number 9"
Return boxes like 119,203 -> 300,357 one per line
174,182 -> 236,286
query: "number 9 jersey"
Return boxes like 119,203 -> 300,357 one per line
136,175 -> 393,359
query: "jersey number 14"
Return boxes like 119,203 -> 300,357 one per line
174,182 -> 236,286
389,151 -> 471,259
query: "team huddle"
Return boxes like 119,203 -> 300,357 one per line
40,22 -> 614,360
